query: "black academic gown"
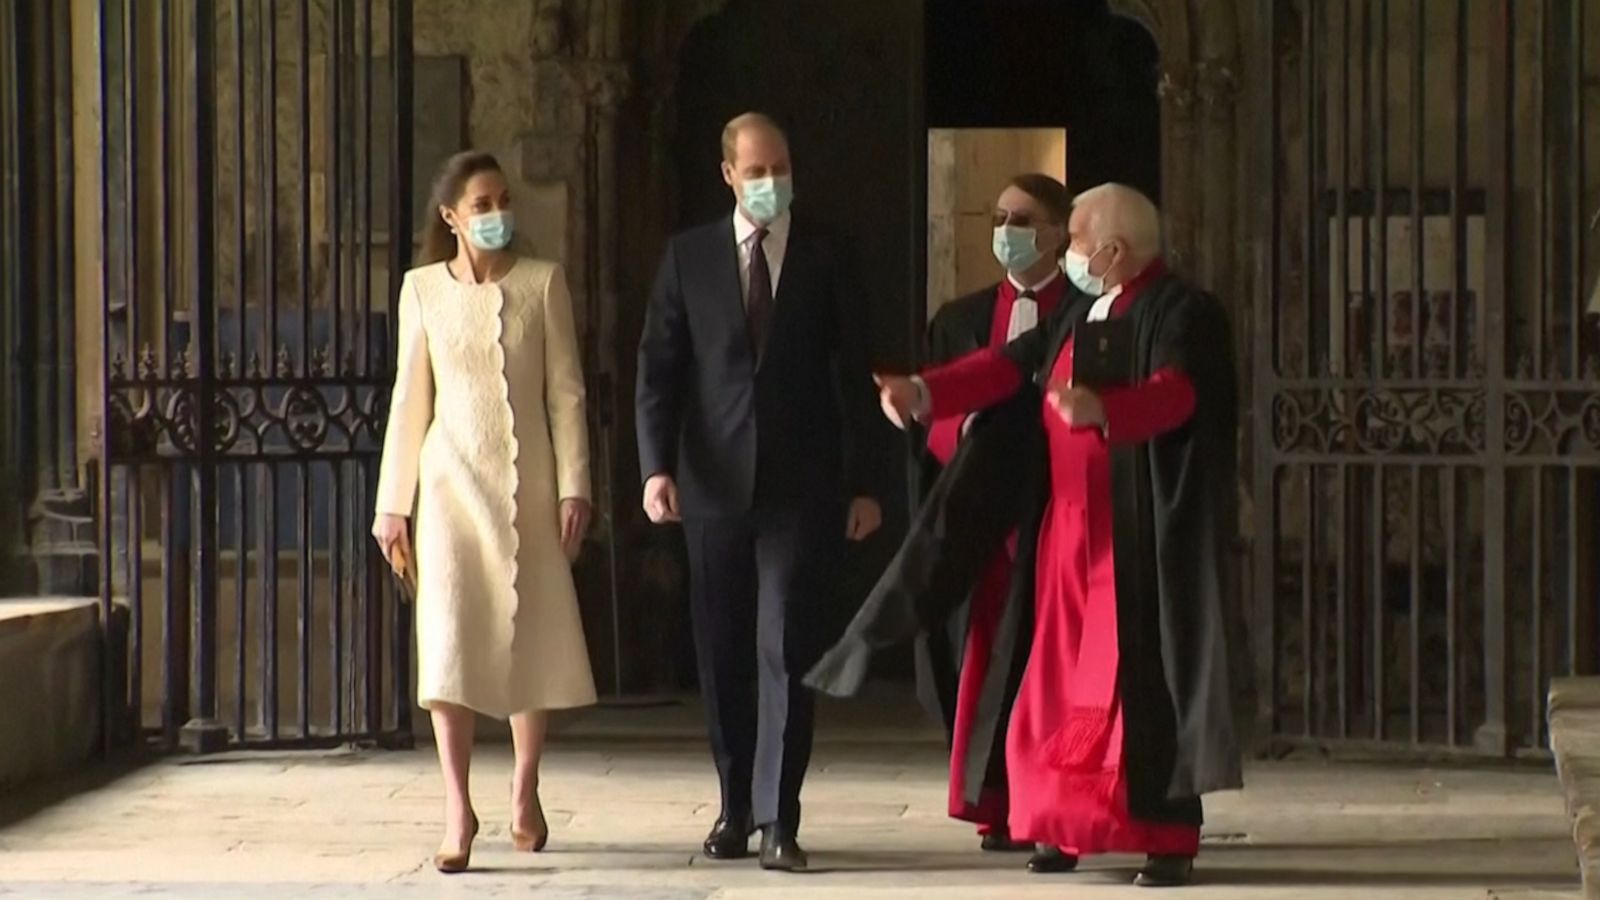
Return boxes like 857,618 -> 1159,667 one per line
809,270 -> 1251,816
911,284 -> 1003,733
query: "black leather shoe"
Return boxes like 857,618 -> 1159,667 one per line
759,825 -> 809,872
1026,845 -> 1080,873
1134,854 -> 1195,887
702,814 -> 753,860
980,828 -> 1031,852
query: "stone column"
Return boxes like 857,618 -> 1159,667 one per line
576,61 -> 632,424
1156,65 -> 1199,271
1194,57 -> 1240,299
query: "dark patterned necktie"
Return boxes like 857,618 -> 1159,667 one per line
746,227 -> 773,359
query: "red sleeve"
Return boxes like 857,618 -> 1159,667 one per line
921,347 -> 1025,419
1099,367 -> 1196,444
925,416 -> 963,465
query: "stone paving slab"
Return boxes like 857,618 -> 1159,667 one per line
0,724 -> 1581,899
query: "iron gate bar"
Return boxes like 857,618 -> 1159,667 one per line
358,0 -> 376,736
1,0 -> 12,502
261,0 -> 277,376
1571,0 -> 1587,377
118,0 -> 135,748
298,0 -> 311,381
1369,461 -> 1383,739
1481,0 -> 1511,758
1566,465 -> 1580,683
298,459 -> 310,738
1445,463 -> 1458,744
1251,0 -> 1276,746
232,0 -> 245,377
1403,0 -> 1423,748
388,0 -> 415,740
181,0 -> 225,754
128,464 -> 142,743
1408,462 -> 1420,744
96,0 -> 115,755
1532,468 -> 1544,744
50,0 -> 75,493
1408,0 -> 1420,384
1449,0 -> 1465,382
234,462 -> 246,740
263,464 -> 278,739
256,0 -> 276,742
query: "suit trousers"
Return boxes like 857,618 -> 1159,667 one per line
683,497 -> 843,833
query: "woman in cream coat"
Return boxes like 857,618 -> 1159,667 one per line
373,150 -> 597,873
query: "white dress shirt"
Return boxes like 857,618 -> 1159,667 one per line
1003,270 -> 1062,342
733,209 -> 792,301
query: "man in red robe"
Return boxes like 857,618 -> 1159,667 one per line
871,183 -> 1244,887
915,174 -> 1074,856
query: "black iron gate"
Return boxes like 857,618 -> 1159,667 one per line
1255,0 -> 1600,758
95,0 -> 415,751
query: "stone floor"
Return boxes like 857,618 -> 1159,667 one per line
0,694 -> 1581,899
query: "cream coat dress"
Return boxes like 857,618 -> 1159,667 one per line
374,258 -> 597,717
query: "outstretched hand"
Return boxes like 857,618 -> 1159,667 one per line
874,373 -> 921,431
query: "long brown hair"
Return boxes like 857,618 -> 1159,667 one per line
416,150 -> 504,266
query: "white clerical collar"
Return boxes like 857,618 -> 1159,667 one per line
733,209 -> 792,245
1007,270 -> 1062,295
1086,283 -> 1125,322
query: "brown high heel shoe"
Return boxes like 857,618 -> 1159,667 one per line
433,813 -> 479,874
511,791 -> 549,852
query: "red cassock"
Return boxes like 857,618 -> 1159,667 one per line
926,277 -> 1065,833
921,264 -> 1202,857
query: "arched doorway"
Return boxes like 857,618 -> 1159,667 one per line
925,0 -> 1161,199
924,0 -> 1161,314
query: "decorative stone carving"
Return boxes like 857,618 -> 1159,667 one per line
571,61 -> 634,113
1156,66 -> 1197,114
1195,59 -> 1240,118
530,60 -> 586,136
522,137 -> 583,180
532,3 -> 567,56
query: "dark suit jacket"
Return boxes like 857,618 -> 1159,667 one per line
635,215 -> 883,517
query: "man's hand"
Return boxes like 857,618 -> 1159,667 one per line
643,474 -> 681,523
559,497 -> 592,561
371,513 -> 412,576
1046,379 -> 1106,430
874,373 -> 922,430
845,497 -> 883,542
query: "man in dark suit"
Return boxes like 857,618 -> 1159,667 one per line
635,112 -> 884,871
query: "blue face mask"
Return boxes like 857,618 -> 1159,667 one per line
741,176 -> 794,224
465,210 -> 514,251
1064,244 -> 1110,295
992,225 -> 1043,274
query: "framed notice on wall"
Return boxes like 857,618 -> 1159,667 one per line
1326,191 -> 1486,377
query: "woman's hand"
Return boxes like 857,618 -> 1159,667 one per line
559,498 -> 592,562
372,513 -> 412,575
